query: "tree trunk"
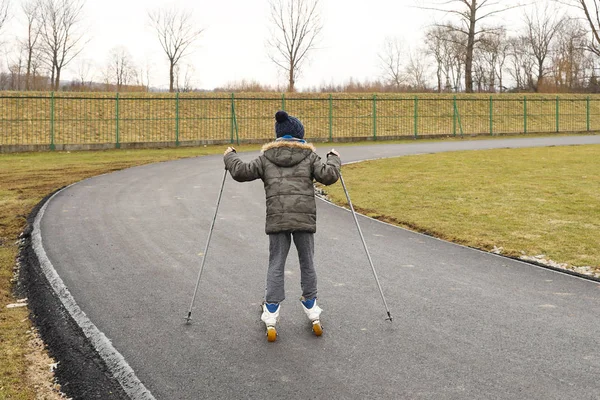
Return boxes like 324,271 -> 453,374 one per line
288,69 -> 294,92
55,67 -> 61,91
169,62 -> 175,92
465,4 -> 477,93
50,66 -> 55,90
25,52 -> 32,91
498,73 -> 503,93
537,63 -> 544,92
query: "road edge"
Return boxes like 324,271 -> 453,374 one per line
315,193 -> 600,285
18,186 -> 156,400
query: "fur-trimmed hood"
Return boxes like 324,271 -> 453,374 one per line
261,140 -> 316,153
261,140 -> 316,168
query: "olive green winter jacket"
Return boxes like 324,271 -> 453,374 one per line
224,140 -> 341,234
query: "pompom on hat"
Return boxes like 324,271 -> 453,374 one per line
274,110 -> 304,139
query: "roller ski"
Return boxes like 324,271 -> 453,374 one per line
301,297 -> 323,336
261,302 -> 280,342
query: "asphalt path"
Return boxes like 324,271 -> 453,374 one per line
40,136 -> 600,399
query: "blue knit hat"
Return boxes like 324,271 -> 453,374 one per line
275,110 -> 304,139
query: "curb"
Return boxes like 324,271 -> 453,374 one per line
27,186 -> 156,400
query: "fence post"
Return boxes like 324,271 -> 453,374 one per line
175,92 -> 180,146
230,93 -> 234,144
230,93 -> 239,145
414,96 -> 418,138
489,96 -> 493,136
556,96 -> 560,133
49,92 -> 56,150
328,94 -> 333,142
524,96 -> 527,134
452,95 -> 457,137
115,93 -> 120,149
282,93 -> 285,111
587,96 -> 591,132
372,94 -> 377,140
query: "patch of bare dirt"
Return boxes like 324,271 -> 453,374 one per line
25,328 -> 69,400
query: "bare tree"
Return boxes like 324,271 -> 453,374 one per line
554,0 -> 600,91
267,0 -> 322,92
7,50 -> 25,90
476,28 -> 509,92
75,57 -> 93,87
21,0 -> 42,90
507,35 -> 536,91
26,45 -> 46,89
99,64 -> 111,89
425,25 -> 465,92
417,0 -> 520,92
405,49 -> 430,90
106,46 -> 135,91
493,31 -> 511,92
524,3 -> 567,91
379,37 -> 407,90
472,48 -> 487,91
556,0 -> 600,56
134,58 -> 152,92
174,63 -> 195,92
552,19 -> 591,89
425,26 -> 446,92
39,0 -> 87,90
148,7 -> 203,93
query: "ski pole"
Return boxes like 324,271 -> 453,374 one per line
185,168 -> 228,324
339,173 -> 393,322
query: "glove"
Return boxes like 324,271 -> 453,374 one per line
224,147 -> 236,155
327,149 -> 340,157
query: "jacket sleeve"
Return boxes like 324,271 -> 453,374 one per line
312,153 -> 341,185
224,152 -> 264,182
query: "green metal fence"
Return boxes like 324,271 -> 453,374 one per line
1,93 -> 599,150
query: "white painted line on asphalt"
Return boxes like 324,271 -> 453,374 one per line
32,186 -> 156,400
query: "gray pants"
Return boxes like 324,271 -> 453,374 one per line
266,232 -> 316,304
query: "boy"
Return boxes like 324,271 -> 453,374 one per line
223,110 -> 341,342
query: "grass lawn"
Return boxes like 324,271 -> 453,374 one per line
0,136 -> 598,398
323,145 -> 600,274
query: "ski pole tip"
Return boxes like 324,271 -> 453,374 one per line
184,312 -> 192,324
385,312 -> 393,322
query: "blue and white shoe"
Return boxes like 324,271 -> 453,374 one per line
300,297 -> 323,336
261,302 -> 280,342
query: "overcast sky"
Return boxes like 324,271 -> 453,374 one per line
2,0 -> 564,91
